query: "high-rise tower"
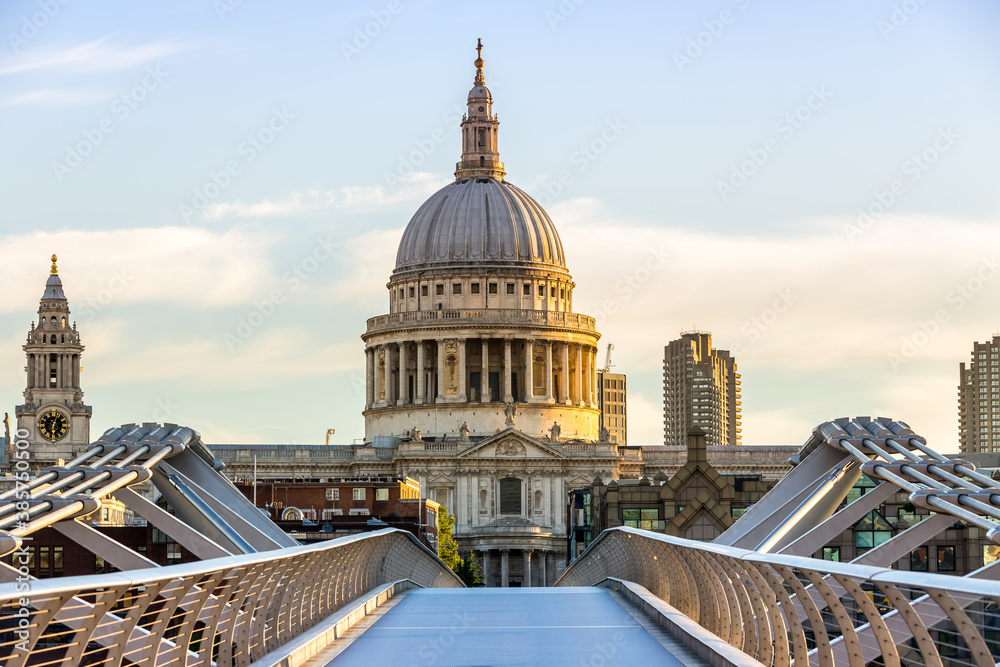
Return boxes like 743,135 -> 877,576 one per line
663,332 -> 741,447
16,255 -> 92,466
958,335 -> 1000,453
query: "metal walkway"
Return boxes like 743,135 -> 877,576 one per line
325,588 -> 696,667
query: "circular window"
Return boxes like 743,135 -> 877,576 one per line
478,106 -> 485,112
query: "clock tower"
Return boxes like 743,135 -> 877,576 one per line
15,255 -> 92,467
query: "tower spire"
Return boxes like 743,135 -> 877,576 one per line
50,254 -> 58,276
455,39 -> 506,181
474,38 -> 485,86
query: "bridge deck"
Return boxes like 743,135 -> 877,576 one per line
322,587 -> 698,666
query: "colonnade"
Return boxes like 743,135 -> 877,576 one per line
25,352 -> 80,390
477,548 -> 556,587
364,337 -> 598,410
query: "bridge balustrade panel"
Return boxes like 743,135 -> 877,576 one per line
0,527 -> 462,667
558,527 -> 1000,667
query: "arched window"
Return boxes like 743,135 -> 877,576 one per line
50,335 -> 57,344
499,478 -> 521,515
479,488 -> 487,509
534,490 -> 543,509
50,317 -> 56,324
282,507 -> 303,521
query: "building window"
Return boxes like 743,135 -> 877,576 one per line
984,544 -> 1000,565
453,283 -> 462,295
471,283 -> 480,294
910,546 -> 929,571
537,285 -> 544,297
560,288 -> 565,299
408,286 -> 415,298
376,488 -> 389,501
822,547 -> 840,562
507,283 -> 515,295
436,284 -> 444,296
326,488 -> 339,501
353,488 -> 366,501
421,285 -> 429,297
488,283 -> 498,294
937,545 -> 956,571
550,287 -> 556,297
622,508 -> 659,530
498,478 -> 522,515
166,543 -> 182,565
524,284 -> 531,296
854,510 -> 893,554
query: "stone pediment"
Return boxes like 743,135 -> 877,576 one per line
428,472 -> 456,485
457,429 -> 566,460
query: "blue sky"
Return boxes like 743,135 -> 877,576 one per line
2,0 -> 999,449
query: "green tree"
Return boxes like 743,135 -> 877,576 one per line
437,508 -> 461,569
454,552 -> 483,587
436,509 -> 483,586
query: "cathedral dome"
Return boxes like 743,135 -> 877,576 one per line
393,178 -> 566,274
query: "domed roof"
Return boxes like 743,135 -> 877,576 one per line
394,178 -> 566,273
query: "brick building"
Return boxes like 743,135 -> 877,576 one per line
234,476 -> 440,550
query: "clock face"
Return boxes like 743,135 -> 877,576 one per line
38,410 -> 69,442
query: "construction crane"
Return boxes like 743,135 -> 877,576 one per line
602,343 -> 614,373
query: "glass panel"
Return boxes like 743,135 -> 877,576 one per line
937,545 -> 956,571
910,546 -> 929,571
822,547 -> 840,562
984,544 -> 1000,566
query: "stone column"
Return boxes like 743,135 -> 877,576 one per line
502,337 -> 513,403
523,550 -> 532,587
524,340 -> 534,403
73,354 -> 80,389
574,344 -> 583,407
482,550 -> 491,587
545,552 -> 555,586
384,343 -> 394,405
561,342 -> 570,405
545,342 -> 553,402
591,347 -> 599,406
416,341 -> 425,404
436,340 -> 445,402
458,338 -> 467,402
481,339 -> 489,402
539,550 -> 547,587
501,549 -> 509,588
365,348 -> 374,409
55,355 -> 62,389
397,341 -> 408,405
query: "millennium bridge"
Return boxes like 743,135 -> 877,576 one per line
1,418 -> 999,665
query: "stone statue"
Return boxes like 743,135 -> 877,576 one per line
598,426 -> 610,442
504,402 -> 516,427
412,427 -> 422,442
459,421 -> 470,442
549,422 -> 561,442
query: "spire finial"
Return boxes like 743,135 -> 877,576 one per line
50,254 -> 58,276
474,38 -> 485,86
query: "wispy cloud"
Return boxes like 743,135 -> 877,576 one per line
201,172 -> 450,219
0,88 -> 112,107
0,37 -> 188,76
0,226 -> 278,314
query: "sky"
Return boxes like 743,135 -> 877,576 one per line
1,0 -> 999,451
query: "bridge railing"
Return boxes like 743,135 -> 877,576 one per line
557,527 -> 1000,667
0,528 -> 462,667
